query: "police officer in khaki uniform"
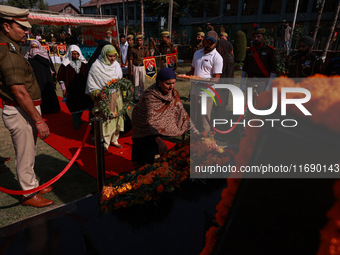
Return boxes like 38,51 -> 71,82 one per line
219,32 -> 228,40
127,34 -> 134,80
159,31 -> 177,69
241,28 -> 276,93
288,36 -> 323,78
129,34 -> 149,102
193,31 -> 205,53
0,5 -> 54,207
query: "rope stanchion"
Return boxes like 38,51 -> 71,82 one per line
0,124 -> 92,195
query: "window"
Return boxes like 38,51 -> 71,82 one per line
286,0 -> 295,13
112,8 -> 117,16
207,0 -> 220,17
128,6 -> 134,20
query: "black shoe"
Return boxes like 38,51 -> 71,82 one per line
0,156 -> 10,163
0,164 -> 10,174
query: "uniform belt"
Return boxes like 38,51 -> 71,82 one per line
5,99 -> 42,107
133,63 -> 144,66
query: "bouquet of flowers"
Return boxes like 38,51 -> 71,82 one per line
99,78 -> 134,119
191,131 -> 231,167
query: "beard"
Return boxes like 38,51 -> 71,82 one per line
253,40 -> 261,46
204,46 -> 214,53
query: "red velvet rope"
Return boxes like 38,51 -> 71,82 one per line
205,104 -> 248,134
0,124 -> 92,195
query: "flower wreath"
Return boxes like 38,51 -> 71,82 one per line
99,78 -> 134,119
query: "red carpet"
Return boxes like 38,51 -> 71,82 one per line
1,98 -> 174,178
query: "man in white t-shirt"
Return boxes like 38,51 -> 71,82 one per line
119,34 -> 129,76
187,30 -> 223,131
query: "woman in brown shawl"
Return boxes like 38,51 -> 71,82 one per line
132,68 -> 192,165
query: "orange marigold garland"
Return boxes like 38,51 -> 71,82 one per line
101,133 -> 231,211
99,78 -> 133,119
101,139 -> 192,210
259,75 -> 340,133
201,75 -> 340,255
317,178 -> 340,255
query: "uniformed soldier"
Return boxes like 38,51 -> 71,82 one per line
219,32 -> 228,41
129,34 -> 149,102
159,30 -> 177,68
127,34 -> 134,80
241,28 -> 276,93
193,31 -> 205,53
288,36 -> 323,78
0,5 -> 54,207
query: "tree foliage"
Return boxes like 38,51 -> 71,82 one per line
36,0 -> 49,10
144,0 -> 190,23
6,0 -> 48,10
234,30 -> 247,63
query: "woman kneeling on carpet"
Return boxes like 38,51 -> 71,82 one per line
132,68 -> 196,165
86,45 -> 124,151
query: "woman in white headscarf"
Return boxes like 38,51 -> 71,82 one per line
25,40 -> 60,114
57,45 -> 92,129
86,44 -> 124,151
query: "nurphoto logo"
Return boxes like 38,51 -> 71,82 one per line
199,83 -> 312,133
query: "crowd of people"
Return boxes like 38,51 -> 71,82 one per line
0,4 -> 335,208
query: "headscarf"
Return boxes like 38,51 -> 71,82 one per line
156,68 -> 177,82
85,49 -> 122,95
25,40 -> 49,60
61,44 -> 87,67
101,44 -> 119,66
87,41 -> 110,71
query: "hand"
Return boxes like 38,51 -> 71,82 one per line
191,129 -> 203,139
155,137 -> 167,156
98,91 -> 107,101
36,121 -> 50,140
62,90 -> 67,98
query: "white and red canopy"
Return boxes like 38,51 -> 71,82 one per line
28,12 -> 117,27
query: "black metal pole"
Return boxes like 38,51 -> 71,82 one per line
91,107 -> 105,194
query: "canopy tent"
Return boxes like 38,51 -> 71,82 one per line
28,12 -> 117,27
28,12 -> 118,46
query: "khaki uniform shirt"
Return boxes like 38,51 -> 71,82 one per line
129,45 -> 149,65
0,33 -> 40,102
159,41 -> 176,55
127,44 -> 134,61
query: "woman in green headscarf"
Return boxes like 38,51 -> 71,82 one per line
86,44 -> 124,151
